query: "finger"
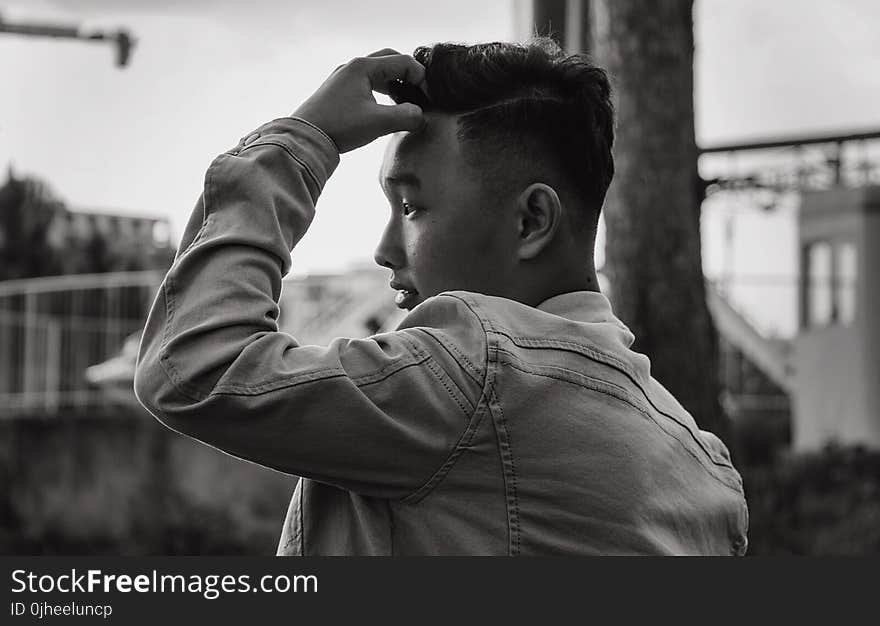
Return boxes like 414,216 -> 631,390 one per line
364,54 -> 426,94
365,48 -> 401,58
387,78 -> 432,108
369,102 -> 425,136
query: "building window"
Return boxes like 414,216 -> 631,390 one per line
806,241 -> 833,327
837,242 -> 858,325
804,239 -> 858,328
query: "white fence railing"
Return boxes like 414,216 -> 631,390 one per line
0,271 -> 163,418
0,267 -> 403,418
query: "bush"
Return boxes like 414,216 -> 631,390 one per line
743,444 -> 880,555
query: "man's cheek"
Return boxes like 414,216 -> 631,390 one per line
414,249 -> 454,294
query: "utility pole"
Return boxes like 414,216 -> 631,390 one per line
592,0 -> 729,442
515,0 -> 591,54
0,11 -> 135,68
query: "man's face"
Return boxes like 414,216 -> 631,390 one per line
376,113 -> 518,310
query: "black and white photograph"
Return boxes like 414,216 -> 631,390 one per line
1,0 -> 879,562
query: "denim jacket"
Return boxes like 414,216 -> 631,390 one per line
134,117 -> 749,556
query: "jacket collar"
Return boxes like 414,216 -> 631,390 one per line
536,290 -> 636,348
537,290 -> 615,324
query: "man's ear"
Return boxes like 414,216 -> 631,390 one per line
515,183 -> 563,260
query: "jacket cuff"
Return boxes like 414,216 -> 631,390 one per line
226,116 -> 341,190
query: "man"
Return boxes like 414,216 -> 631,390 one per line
134,40 -> 749,555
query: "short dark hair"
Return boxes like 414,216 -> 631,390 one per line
391,38 -> 614,228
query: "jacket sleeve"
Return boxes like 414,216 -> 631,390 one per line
133,117 -> 486,500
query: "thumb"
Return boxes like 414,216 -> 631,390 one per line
370,102 -> 425,136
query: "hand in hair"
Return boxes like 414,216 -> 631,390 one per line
292,48 -> 428,153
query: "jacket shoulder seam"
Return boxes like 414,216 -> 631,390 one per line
400,381 -> 491,505
490,328 -> 733,471
413,327 -> 484,388
498,358 -> 743,494
494,347 -> 643,407
400,296 -> 494,504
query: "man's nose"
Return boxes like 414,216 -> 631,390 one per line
373,218 -> 404,270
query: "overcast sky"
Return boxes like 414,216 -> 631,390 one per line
3,0 -> 879,335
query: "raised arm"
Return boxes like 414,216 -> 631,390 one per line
134,53 -> 485,500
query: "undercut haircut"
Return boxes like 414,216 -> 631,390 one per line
390,38 -> 615,230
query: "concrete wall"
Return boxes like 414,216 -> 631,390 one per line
863,209 -> 880,441
793,324 -> 877,448
0,410 -> 295,555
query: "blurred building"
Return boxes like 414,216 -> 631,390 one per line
793,186 -> 880,449
0,170 -> 174,417
512,0 -> 880,456
700,130 -> 880,454
0,170 -> 174,280
44,207 -> 174,274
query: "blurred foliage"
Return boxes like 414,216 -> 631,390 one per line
0,415 -> 287,556
743,444 -> 880,555
0,171 -> 63,279
2,494 -> 267,556
0,170 -> 173,281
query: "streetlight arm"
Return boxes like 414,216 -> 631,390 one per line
0,14 -> 135,67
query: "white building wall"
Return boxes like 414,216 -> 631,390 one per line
793,187 -> 880,450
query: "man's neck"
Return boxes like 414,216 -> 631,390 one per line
519,264 -> 601,308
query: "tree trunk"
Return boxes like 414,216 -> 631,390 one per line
592,0 -> 729,442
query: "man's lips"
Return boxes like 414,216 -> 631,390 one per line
390,282 -> 419,309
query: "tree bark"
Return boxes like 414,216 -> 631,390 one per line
591,0 -> 729,442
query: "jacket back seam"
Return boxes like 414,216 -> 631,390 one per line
489,329 -> 733,470
496,357 -> 743,494
488,383 -> 521,555
466,298 -> 523,556
494,346 -> 639,405
297,479 -> 304,556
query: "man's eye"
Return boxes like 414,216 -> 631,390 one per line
401,202 -> 418,216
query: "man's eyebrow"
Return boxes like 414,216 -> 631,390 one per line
383,172 -> 422,188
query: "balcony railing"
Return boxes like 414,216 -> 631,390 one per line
0,271 -> 163,418
0,267 -> 402,419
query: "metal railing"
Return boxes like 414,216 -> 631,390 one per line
0,267 -> 403,418
0,271 -> 163,418
699,128 -> 880,198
